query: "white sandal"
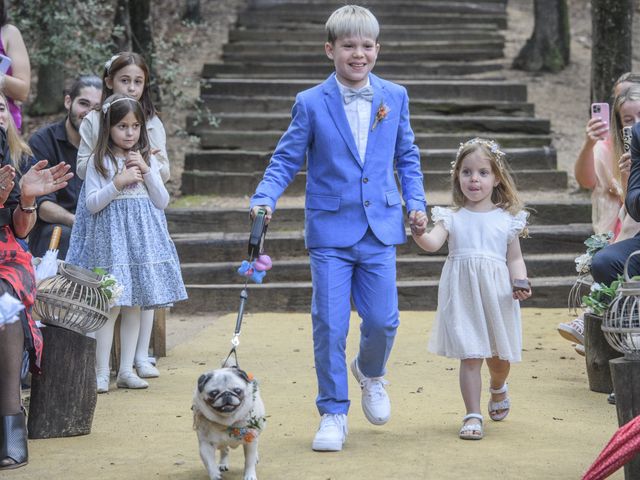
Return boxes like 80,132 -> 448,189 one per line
459,413 -> 483,440
488,384 -> 511,421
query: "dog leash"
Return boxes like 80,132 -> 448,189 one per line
225,209 -> 269,366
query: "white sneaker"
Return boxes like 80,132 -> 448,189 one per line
558,317 -> 584,345
312,414 -> 348,451
96,374 -> 110,394
135,361 -> 160,378
116,371 -> 149,389
351,358 -> 390,425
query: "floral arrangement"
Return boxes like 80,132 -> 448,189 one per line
582,275 -> 622,316
93,268 -> 124,307
574,231 -> 614,274
371,101 -> 390,131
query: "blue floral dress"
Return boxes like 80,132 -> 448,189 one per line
65,156 -> 187,309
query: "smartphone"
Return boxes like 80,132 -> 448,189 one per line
0,54 -> 11,74
623,126 -> 633,153
512,278 -> 530,292
591,102 -> 610,130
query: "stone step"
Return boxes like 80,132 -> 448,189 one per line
171,224 -> 593,263
223,39 -> 505,54
236,12 -> 507,29
188,113 -> 550,135
222,49 -> 504,63
181,169 -> 566,196
199,131 -> 550,150
228,28 -> 504,43
175,276 -> 574,313
201,95 -> 533,116
203,61 -> 504,79
181,252 -> 577,284
244,2 -> 506,16
183,147 -> 557,172
201,79 -> 527,102
166,198 -> 590,233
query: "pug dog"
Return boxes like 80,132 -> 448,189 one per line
192,365 -> 265,480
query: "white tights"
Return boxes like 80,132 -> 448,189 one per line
94,306 -> 155,377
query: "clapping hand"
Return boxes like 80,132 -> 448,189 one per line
0,164 -> 15,205
20,160 -> 73,198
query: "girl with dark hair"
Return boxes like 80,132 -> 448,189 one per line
76,52 -> 169,182
66,94 -> 185,392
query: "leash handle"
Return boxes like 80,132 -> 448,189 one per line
248,208 -> 268,260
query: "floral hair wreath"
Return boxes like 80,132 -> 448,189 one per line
104,54 -> 120,74
450,137 -> 506,174
101,96 -> 137,115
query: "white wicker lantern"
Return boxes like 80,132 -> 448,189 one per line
602,251 -> 640,360
34,262 -> 109,334
568,273 -> 593,315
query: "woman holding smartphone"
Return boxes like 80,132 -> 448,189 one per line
0,1 -> 29,130
558,78 -> 640,353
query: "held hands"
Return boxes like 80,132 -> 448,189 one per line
409,210 -> 428,236
20,160 -> 73,198
0,164 -> 15,205
114,151 -> 146,190
250,205 -> 273,225
586,117 -> 608,142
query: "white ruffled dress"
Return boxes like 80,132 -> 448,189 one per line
427,206 -> 528,362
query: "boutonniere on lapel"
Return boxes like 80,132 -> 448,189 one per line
371,101 -> 390,131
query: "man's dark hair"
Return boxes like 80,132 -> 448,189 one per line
66,75 -> 102,101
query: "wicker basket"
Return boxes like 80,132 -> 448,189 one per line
34,262 -> 109,334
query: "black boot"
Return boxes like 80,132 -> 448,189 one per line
0,412 -> 28,469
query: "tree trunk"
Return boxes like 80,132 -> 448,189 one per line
182,0 -> 202,23
128,0 -> 161,106
112,0 -> 132,53
512,0 -> 570,72
590,0 -> 633,103
29,63 -> 64,116
27,326 -> 97,439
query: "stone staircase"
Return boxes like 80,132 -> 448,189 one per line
169,0 -> 590,314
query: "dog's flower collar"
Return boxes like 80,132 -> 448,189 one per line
227,413 -> 265,443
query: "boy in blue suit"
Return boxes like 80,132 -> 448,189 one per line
250,5 -> 427,451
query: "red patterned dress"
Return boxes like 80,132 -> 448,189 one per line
0,222 -> 40,373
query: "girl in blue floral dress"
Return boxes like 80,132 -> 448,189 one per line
65,94 -> 186,391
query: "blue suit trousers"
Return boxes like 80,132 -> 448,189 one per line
309,228 -> 399,415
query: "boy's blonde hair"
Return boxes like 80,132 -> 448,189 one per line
451,138 -> 524,217
325,5 -> 379,44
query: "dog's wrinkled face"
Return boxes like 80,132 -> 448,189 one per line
197,367 -> 251,416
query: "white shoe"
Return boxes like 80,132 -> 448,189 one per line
558,317 -> 584,344
96,374 -> 110,393
351,358 -> 390,425
312,414 -> 348,451
135,361 -> 160,378
116,371 -> 149,389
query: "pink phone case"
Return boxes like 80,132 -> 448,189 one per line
591,102 -> 610,129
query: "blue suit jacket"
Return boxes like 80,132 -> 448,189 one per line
250,73 -> 426,248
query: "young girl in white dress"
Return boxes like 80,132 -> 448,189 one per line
412,138 -> 532,441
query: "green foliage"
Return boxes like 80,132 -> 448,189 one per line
11,0 -> 120,75
582,276 -> 623,317
152,33 -> 218,135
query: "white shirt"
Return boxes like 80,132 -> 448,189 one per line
335,77 -> 372,164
